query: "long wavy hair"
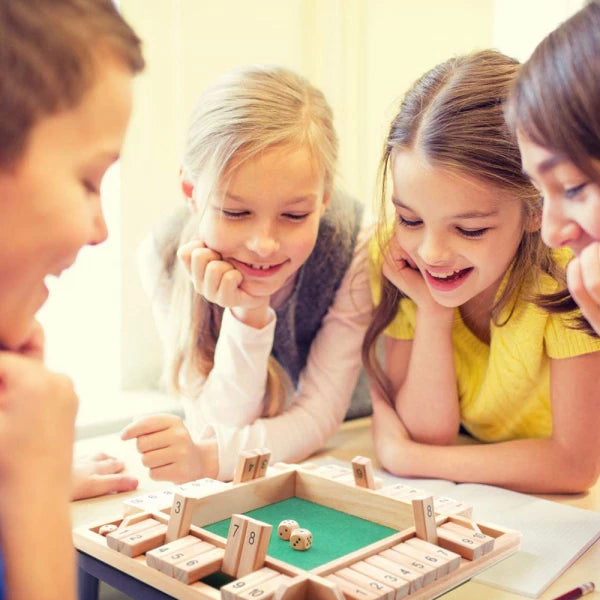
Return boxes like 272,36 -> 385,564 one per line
505,1 -> 600,335
362,50 -> 567,405
165,65 -> 338,416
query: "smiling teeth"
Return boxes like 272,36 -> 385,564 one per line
431,270 -> 461,279
250,264 -> 273,270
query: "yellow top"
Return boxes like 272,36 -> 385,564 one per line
369,242 -> 600,441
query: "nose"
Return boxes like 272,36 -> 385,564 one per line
88,201 -> 109,246
541,197 -> 580,249
417,230 -> 452,266
246,223 -> 280,257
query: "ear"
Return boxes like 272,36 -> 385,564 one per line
524,207 -> 542,233
319,190 -> 331,216
179,167 -> 197,210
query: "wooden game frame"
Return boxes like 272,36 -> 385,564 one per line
74,462 -> 521,600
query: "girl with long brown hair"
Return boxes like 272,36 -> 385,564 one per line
363,50 -> 600,493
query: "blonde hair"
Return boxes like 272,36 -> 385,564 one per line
363,50 -> 561,404
0,0 -> 144,168
167,65 -> 338,415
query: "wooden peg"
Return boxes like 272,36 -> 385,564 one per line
334,567 -> 395,599
114,523 -> 168,557
146,534 -> 207,574
221,514 -> 250,577
254,448 -> 272,479
351,456 -> 376,489
349,560 -> 410,598
233,450 -> 260,483
236,516 -> 273,577
236,573 -> 292,599
165,492 -> 200,543
411,495 -> 438,544
220,567 -> 280,600
173,546 -> 224,584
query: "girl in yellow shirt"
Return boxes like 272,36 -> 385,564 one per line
364,49 -> 600,494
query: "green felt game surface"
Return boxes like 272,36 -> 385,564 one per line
203,497 -> 397,570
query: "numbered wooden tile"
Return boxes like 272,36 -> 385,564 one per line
233,450 -> 260,484
221,514 -> 249,577
352,456 -> 376,489
236,517 -> 273,577
411,495 -> 438,544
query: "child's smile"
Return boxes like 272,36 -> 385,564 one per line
198,144 -> 329,300
425,267 -> 474,292
391,149 -> 528,313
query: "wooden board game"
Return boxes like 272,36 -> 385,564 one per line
73,456 -> 520,600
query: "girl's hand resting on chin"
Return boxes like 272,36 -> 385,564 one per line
178,239 -> 271,329
382,237 -> 453,321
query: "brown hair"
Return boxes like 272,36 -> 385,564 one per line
363,50 -> 561,404
505,1 -> 600,335
0,0 -> 144,168
505,1 -> 600,183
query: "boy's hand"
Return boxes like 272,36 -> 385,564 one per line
0,352 -> 77,496
567,242 -> 600,336
121,414 -> 218,483
71,453 -> 138,500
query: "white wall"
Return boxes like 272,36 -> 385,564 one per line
119,0 -> 497,390
493,0 -> 583,61
38,0 -> 586,432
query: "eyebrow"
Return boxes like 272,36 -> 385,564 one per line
391,198 -> 499,219
523,154 -> 566,178
225,193 -> 318,205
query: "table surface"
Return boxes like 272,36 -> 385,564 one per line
72,417 -> 600,600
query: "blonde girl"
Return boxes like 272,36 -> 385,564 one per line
363,50 -> 600,494
123,65 -> 371,482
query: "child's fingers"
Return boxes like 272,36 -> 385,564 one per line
578,242 -> 600,302
140,446 -> 174,473
214,268 -> 245,305
120,414 -> 174,441
87,456 -> 126,475
382,256 -> 422,292
134,425 -> 182,454
567,252 -> 600,335
387,236 -> 418,269
177,238 -> 208,270
73,474 -> 139,500
202,260 -> 239,301
189,247 -> 222,289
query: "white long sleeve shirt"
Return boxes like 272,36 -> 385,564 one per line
139,225 -> 373,480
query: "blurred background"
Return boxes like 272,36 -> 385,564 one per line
37,0 -> 585,437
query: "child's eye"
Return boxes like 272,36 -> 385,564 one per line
458,227 -> 488,239
565,183 -> 587,199
398,215 -> 422,228
220,209 -> 249,219
283,213 -> 309,221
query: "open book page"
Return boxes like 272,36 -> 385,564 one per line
316,457 -> 600,598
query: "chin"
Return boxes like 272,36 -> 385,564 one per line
239,282 -> 279,298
